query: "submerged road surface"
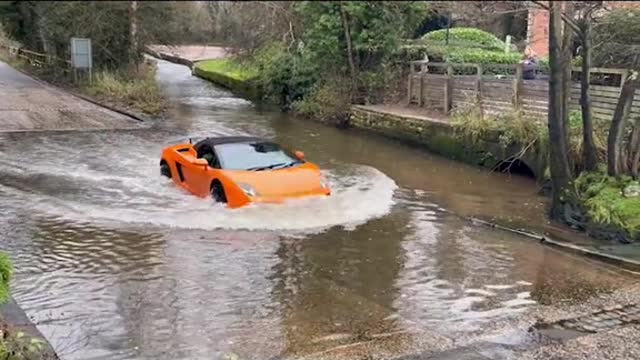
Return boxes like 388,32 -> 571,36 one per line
0,60 -> 636,360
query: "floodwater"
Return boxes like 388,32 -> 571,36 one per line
0,60 -> 635,360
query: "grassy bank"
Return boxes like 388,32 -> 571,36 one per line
83,63 -> 165,117
572,172 -> 640,243
192,58 -> 261,100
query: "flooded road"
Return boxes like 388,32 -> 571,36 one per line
0,60 -> 636,360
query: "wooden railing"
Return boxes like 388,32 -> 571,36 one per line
0,43 -> 72,71
407,61 -> 640,120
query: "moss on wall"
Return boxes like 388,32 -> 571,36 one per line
349,106 -> 546,179
192,60 -> 262,100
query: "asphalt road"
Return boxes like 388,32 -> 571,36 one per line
0,60 -> 142,132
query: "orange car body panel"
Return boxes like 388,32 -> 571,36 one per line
161,143 -> 330,208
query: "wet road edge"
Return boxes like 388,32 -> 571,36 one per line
1,296 -> 59,358
469,217 -> 640,274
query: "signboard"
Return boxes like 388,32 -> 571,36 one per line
70,37 -> 92,69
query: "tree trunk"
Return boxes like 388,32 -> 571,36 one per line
339,3 -> 356,93
628,119 -> 640,179
607,74 -> 639,176
129,0 -> 139,72
580,21 -> 598,171
561,1 -> 574,149
548,2 -> 574,220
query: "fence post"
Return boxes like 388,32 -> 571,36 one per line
418,64 -> 425,107
513,63 -> 523,109
407,67 -> 413,105
475,64 -> 483,103
444,64 -> 453,113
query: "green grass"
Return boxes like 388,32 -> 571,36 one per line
194,58 -> 258,82
574,172 -> 640,240
0,252 -> 12,305
84,66 -> 165,116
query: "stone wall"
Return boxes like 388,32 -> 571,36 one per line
349,106 -> 547,181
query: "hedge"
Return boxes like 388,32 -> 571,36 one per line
421,27 -> 507,52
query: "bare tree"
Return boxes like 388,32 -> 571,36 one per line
547,1 -> 574,219
607,71 -> 640,176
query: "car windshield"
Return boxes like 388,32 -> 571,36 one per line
215,142 -> 300,170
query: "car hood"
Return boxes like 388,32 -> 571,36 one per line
223,163 -> 325,197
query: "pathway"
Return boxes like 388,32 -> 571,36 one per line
146,45 -> 228,63
0,60 -> 142,132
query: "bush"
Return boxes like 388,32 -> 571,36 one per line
400,44 -> 521,65
0,252 -> 11,305
421,27 -> 507,52
574,172 -> 640,241
85,65 -> 165,116
250,42 -> 318,108
293,78 -> 352,125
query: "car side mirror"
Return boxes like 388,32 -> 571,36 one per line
294,150 -> 305,160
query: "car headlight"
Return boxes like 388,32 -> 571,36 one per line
238,183 -> 258,197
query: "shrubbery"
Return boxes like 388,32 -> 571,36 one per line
573,172 -> 640,242
402,28 -> 521,65
421,27 -> 507,51
85,66 -> 165,117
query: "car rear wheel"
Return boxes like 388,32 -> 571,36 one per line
211,182 -> 227,203
160,162 -> 172,178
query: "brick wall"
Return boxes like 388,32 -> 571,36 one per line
527,8 -> 549,58
526,1 -> 640,59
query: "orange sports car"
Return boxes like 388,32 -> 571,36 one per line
160,136 -> 331,208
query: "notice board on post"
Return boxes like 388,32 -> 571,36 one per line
70,37 -> 92,83
70,37 -> 92,69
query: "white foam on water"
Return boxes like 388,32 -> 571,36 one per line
0,148 -> 397,234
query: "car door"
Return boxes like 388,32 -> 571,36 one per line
173,149 -> 210,196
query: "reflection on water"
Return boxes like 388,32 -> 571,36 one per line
0,59 -> 635,360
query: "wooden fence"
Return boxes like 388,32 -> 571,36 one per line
0,43 -> 72,72
407,61 -> 640,121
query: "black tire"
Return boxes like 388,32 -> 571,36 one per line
211,182 -> 227,203
160,162 -> 172,178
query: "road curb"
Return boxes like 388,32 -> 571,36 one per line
144,48 -> 194,69
467,217 -> 640,273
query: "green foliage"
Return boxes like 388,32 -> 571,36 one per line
408,43 -> 520,64
293,78 -> 352,124
567,110 -> 609,167
421,27 -> 507,51
195,59 -> 258,82
251,42 -> 318,106
451,103 -> 496,144
452,103 -> 547,151
242,2 -> 429,118
0,330 -> 54,360
0,1 -> 190,70
85,65 -> 165,116
574,172 -> 640,239
405,27 -> 520,65
0,252 -> 12,305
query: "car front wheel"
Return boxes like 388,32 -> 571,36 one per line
160,162 -> 172,178
211,182 -> 227,203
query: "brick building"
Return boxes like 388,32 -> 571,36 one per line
526,1 -> 640,58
